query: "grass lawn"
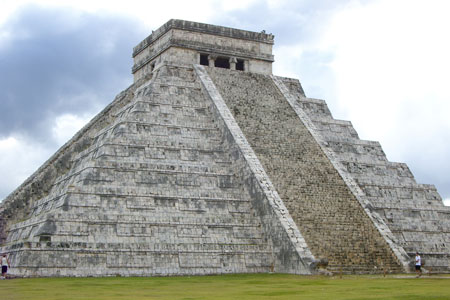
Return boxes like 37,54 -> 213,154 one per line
1,273 -> 450,300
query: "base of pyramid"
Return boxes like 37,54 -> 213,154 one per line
8,248 -> 277,277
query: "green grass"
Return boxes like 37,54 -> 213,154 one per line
1,273 -> 450,300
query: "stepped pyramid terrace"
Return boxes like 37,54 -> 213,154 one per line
0,19 -> 449,277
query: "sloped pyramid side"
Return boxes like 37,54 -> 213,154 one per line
281,78 -> 450,272
1,63 -> 315,277
206,67 -> 405,274
0,84 -> 135,245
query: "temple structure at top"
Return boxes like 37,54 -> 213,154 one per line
132,19 -> 275,80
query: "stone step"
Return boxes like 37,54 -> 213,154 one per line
29,190 -> 252,212
371,203 -> 450,213
30,196 -> 254,218
99,136 -> 223,151
104,120 -> 222,137
277,77 -> 306,97
56,155 -> 235,184
37,232 -> 269,246
126,98 -> 212,113
385,216 -> 450,232
73,142 -> 229,163
60,185 -> 245,200
327,265 -> 401,274
93,161 -> 232,175
7,241 -> 272,253
333,154 -> 388,165
297,97 -> 333,119
341,161 -> 414,178
354,177 -> 417,187
312,119 -> 359,139
325,139 -> 385,156
126,107 -> 215,123
9,206 -> 263,232
72,136 -> 225,163
8,249 -> 274,276
362,186 -> 444,207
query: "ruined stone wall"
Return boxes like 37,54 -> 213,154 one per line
207,67 -> 403,273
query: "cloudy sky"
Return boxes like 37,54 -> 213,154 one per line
0,0 -> 449,206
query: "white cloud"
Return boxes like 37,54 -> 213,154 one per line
0,0 -> 218,29
273,44 -> 304,78
216,0 -> 259,11
0,136 -> 52,199
266,0 -> 289,9
0,136 -> 18,150
51,113 -> 93,146
310,1 -> 450,202
320,0 -> 450,145
0,112 -> 92,201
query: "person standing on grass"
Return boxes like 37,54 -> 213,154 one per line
415,252 -> 422,278
1,253 -> 10,279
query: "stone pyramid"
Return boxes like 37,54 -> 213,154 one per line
1,19 -> 449,277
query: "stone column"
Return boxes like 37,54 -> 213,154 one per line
229,57 -> 237,70
208,55 -> 216,67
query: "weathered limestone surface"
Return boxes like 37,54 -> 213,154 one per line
0,63 -> 315,277
1,19 -> 449,276
281,78 -> 450,272
206,67 -> 403,273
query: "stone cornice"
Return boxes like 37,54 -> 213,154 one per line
133,19 -> 275,58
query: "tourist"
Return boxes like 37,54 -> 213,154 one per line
415,252 -> 422,278
1,253 -> 10,279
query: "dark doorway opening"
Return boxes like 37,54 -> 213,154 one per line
236,59 -> 244,71
215,57 -> 230,69
200,54 -> 209,66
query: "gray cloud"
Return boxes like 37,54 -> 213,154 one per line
0,5 -> 147,144
211,0 -> 372,45
1,1 -> 448,205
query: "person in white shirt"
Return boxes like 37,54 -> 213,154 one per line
415,252 -> 422,277
1,253 -> 10,279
